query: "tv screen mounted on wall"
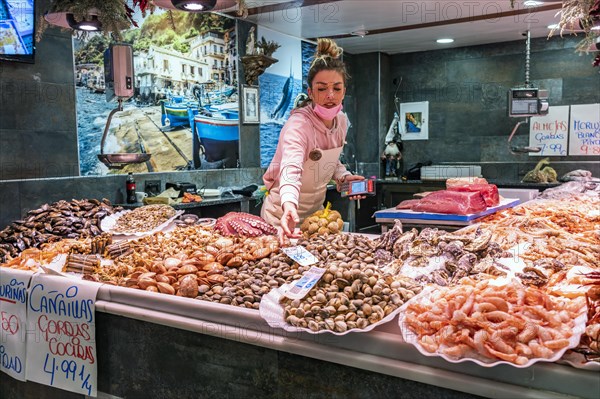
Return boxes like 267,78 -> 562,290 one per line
0,0 -> 35,63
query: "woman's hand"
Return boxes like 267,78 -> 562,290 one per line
338,174 -> 367,201
280,202 -> 302,242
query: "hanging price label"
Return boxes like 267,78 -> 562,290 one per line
0,268 -> 31,382
281,246 -> 319,266
282,266 -> 326,300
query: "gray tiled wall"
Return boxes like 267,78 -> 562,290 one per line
0,168 -> 265,228
0,0 -> 79,180
379,36 -> 600,178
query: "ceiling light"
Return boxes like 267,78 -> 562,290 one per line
523,1 -> 543,7
66,14 -> 101,31
44,9 -> 103,32
547,23 -> 559,29
436,38 -> 454,44
171,0 -> 217,12
154,0 -> 238,12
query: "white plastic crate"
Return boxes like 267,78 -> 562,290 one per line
420,165 -> 482,181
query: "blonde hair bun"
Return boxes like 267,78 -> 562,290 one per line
315,38 -> 343,59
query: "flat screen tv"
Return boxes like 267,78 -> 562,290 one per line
0,0 -> 35,63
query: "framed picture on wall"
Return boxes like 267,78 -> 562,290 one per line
399,101 -> 429,140
242,85 -> 260,124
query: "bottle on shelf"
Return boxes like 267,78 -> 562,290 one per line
126,172 -> 137,204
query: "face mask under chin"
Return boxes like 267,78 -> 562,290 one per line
313,103 -> 343,120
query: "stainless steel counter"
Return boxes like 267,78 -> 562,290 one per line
95,284 -> 599,399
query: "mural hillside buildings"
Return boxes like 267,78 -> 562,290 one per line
135,45 -> 208,101
135,29 -> 237,104
223,27 -> 237,87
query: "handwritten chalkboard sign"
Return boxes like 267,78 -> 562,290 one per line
569,103 -> 600,156
0,269 -> 31,381
528,105 -> 569,156
25,274 -> 99,396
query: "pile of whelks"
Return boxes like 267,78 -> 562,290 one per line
1,185 -> 598,366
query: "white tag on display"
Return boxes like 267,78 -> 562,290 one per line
281,246 -> 319,266
282,266 -> 326,300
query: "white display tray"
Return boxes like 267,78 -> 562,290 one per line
398,286 -> 587,368
100,209 -> 183,237
259,284 -> 402,336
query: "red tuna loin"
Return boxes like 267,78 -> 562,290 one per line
411,190 -> 487,215
447,184 -> 499,207
396,199 -> 422,209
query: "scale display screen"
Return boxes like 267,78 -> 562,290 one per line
508,88 -> 548,117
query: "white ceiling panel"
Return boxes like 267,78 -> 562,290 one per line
243,0 -> 567,54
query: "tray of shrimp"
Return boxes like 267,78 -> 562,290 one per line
398,278 -> 587,368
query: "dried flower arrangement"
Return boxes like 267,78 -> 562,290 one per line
256,36 -> 281,57
512,0 -> 600,67
549,0 -> 599,52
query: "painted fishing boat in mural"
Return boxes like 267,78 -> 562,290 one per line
208,85 -> 236,103
188,103 -> 239,169
160,95 -> 199,128
161,84 -> 237,129
193,83 -> 237,107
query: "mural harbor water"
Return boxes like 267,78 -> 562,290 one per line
77,87 -> 195,175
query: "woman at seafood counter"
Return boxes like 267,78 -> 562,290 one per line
261,38 -> 365,240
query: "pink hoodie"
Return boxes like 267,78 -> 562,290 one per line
263,106 -> 351,207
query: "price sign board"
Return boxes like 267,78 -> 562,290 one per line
25,274 -> 99,396
569,103 -> 600,156
528,105 -> 569,156
0,269 -> 32,381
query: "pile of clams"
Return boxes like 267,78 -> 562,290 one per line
279,234 -> 421,333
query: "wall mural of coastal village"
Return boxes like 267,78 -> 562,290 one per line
76,10 -> 238,175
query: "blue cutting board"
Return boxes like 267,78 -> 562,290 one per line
374,198 -> 521,222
